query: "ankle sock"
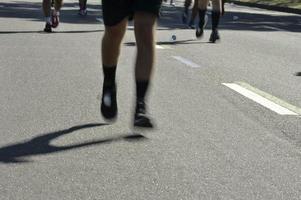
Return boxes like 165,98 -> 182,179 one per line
103,65 -> 117,87
46,17 -> 51,24
136,80 -> 149,102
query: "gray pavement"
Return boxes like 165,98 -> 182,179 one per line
1,0 -> 301,199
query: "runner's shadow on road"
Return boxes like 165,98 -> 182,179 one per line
0,30 -> 104,34
0,123 -> 147,164
124,39 -> 208,47
2,1 -> 300,32
0,2 -> 102,24
159,4 -> 301,32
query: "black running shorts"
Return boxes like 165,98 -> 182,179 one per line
102,0 -> 162,26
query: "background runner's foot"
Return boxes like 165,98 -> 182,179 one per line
44,23 -> 52,32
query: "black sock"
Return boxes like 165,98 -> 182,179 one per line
198,9 -> 207,28
212,11 -> 220,31
136,80 -> 149,102
103,65 -> 116,87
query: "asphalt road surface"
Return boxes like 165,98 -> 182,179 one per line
1,0 -> 301,199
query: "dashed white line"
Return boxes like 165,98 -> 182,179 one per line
223,83 -> 298,115
172,56 -> 200,68
156,45 -> 165,49
96,17 -> 103,23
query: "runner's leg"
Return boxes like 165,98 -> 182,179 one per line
51,0 -> 63,28
54,0 -> 63,11
182,0 -> 192,23
133,12 -> 157,127
79,0 -> 88,15
196,0 -> 209,38
42,0 -> 51,17
42,0 -> 52,32
189,0 -> 198,28
210,0 -> 221,42
101,18 -> 128,120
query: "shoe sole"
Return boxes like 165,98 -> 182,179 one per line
44,28 -> 52,33
133,117 -> 154,128
101,104 -> 118,122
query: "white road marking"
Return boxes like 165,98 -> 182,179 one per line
222,83 -> 298,115
156,45 -> 165,49
96,18 -> 103,23
237,82 -> 301,115
164,45 -> 172,49
261,25 -> 286,32
172,56 -> 200,68
127,25 -> 135,30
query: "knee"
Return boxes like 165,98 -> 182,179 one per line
135,26 -> 154,47
104,26 -> 125,43
134,15 -> 156,45
105,27 -> 123,39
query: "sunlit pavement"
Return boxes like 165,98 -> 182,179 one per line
1,0 -> 301,199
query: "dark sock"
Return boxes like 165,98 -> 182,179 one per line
184,7 -> 188,15
198,9 -> 207,28
136,80 -> 149,102
211,11 -> 220,31
103,65 -> 116,87
189,18 -> 195,26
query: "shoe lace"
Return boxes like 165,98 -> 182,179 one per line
136,101 -> 146,115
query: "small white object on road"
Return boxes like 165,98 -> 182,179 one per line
170,35 -> 177,42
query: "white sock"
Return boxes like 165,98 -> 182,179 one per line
46,17 -> 51,24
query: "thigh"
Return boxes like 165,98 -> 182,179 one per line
211,0 -> 221,11
102,0 -> 132,26
198,0 -> 209,10
55,0 -> 63,6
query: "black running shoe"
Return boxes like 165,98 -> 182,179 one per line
196,14 -> 208,39
44,23 -> 52,33
134,100 -> 153,128
101,83 -> 117,121
196,27 -> 204,38
209,29 -> 220,43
